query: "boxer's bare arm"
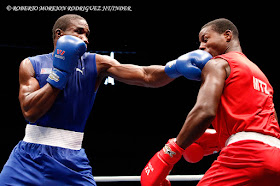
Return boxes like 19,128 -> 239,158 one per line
176,59 -> 228,149
95,54 -> 174,88
18,58 -> 60,122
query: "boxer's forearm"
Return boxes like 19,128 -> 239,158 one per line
140,65 -> 174,87
176,106 -> 214,149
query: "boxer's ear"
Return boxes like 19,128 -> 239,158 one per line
55,29 -> 64,39
224,30 -> 233,42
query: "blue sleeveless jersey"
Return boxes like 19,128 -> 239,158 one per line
28,52 -> 97,132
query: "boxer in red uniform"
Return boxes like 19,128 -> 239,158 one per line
141,18 -> 280,185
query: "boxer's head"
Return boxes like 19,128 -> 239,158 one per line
198,18 -> 240,57
52,14 -> 90,47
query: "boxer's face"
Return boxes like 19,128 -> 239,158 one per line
198,26 -> 229,57
57,19 -> 90,46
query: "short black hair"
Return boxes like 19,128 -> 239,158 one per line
52,14 -> 86,40
201,18 -> 239,38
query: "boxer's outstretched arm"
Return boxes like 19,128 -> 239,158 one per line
176,58 -> 228,149
18,58 -> 60,122
96,54 -> 174,88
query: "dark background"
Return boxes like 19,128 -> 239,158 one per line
0,1 -> 279,185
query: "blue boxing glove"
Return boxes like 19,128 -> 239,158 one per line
165,50 -> 212,81
47,35 -> 87,89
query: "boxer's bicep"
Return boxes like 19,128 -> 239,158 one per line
96,54 -> 143,83
18,58 -> 60,122
197,59 -> 228,114
19,58 -> 40,103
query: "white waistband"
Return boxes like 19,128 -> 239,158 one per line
225,131 -> 280,149
23,124 -> 84,150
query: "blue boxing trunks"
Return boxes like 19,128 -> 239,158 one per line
0,125 -> 96,185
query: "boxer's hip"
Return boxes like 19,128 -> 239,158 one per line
23,124 -> 84,150
225,131 -> 280,149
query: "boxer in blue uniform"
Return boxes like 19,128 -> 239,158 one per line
0,14 -> 212,185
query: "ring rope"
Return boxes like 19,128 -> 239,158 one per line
94,174 -> 204,182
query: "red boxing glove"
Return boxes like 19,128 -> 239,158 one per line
161,178 -> 171,186
183,143 -> 204,163
196,129 -> 220,156
183,129 -> 220,163
141,138 -> 184,186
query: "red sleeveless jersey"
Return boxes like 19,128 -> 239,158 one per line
211,51 -> 280,148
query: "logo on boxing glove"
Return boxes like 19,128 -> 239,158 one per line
163,144 -> 176,158
144,162 -> 154,176
55,49 -> 66,60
